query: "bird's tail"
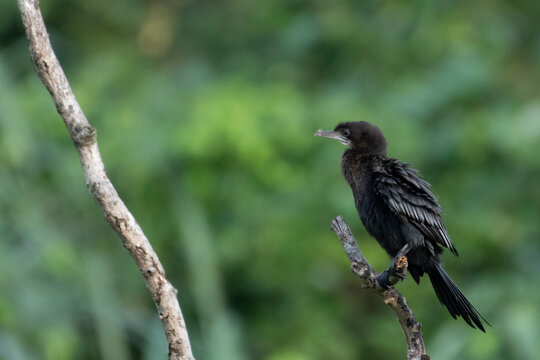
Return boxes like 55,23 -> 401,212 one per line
427,261 -> 488,332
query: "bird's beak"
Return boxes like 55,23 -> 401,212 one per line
314,129 -> 349,146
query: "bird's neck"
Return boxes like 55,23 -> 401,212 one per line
341,149 -> 382,186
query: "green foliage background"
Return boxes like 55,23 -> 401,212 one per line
1,0 -> 540,359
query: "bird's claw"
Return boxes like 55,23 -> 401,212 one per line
376,271 -> 392,290
392,270 -> 407,279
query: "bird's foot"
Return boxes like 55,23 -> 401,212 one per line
376,270 -> 392,290
376,255 -> 408,290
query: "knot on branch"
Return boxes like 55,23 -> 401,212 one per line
72,124 -> 97,146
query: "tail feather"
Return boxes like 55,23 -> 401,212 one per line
428,262 -> 488,332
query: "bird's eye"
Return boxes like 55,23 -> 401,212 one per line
343,129 -> 351,138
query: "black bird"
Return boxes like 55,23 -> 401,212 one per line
315,121 -> 487,331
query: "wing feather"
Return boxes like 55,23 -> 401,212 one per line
374,158 -> 458,256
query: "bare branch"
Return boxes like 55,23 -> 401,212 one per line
330,216 -> 430,360
17,1 -> 194,359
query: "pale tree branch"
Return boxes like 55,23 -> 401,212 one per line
330,216 -> 430,360
17,1 -> 194,359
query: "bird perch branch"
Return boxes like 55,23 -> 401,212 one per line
330,216 -> 430,360
17,1 -> 194,359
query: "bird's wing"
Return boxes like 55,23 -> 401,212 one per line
373,158 -> 458,256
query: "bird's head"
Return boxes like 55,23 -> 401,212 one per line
314,121 -> 387,156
